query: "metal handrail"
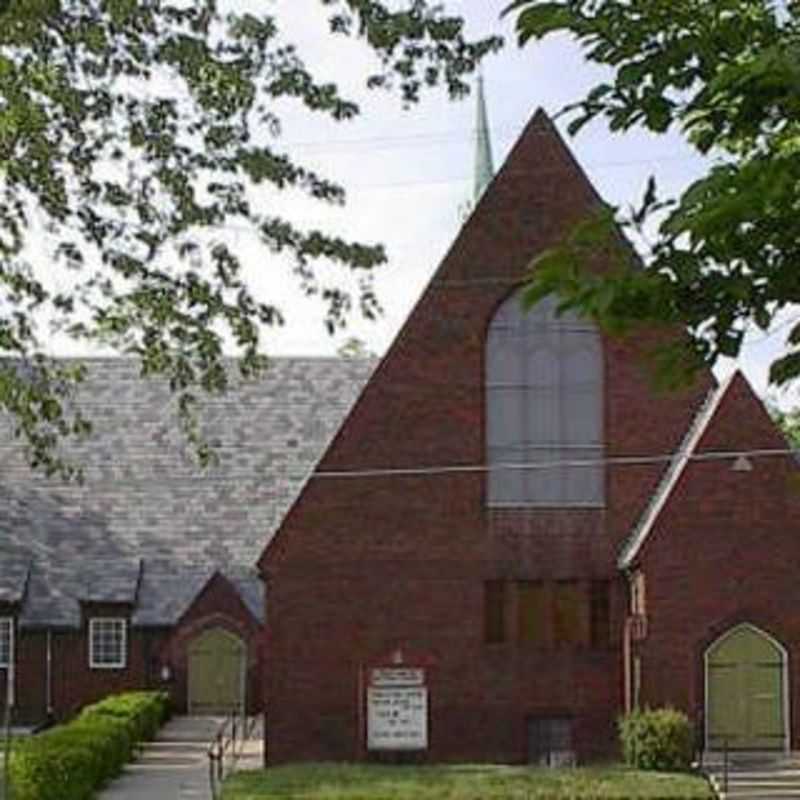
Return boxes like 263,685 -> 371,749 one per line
208,711 -> 236,800
694,708 -> 704,769
208,710 -> 260,800
723,738 -> 729,794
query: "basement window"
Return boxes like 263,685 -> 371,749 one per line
0,618 -> 12,668
89,618 -> 127,669
527,716 -> 575,767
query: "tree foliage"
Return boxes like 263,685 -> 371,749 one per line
0,0 -> 500,477
505,0 -> 800,388
770,403 -> 800,447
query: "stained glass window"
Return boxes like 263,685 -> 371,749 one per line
486,292 -> 603,505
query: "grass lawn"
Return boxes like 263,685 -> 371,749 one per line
222,763 -> 713,799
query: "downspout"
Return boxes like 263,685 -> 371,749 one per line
622,570 -> 632,714
623,616 -> 632,714
46,628 -> 53,716
2,620 -> 15,798
8,621 -> 14,711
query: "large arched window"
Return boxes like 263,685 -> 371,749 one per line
486,291 -> 603,506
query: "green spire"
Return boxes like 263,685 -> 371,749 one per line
473,73 -> 494,203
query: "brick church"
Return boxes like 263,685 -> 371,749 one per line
2,81 -> 799,764
259,88 -> 800,763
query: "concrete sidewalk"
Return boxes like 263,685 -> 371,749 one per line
96,716 -> 263,800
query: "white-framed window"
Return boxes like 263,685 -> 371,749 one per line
89,618 -> 127,669
0,617 -> 12,668
486,291 -> 604,506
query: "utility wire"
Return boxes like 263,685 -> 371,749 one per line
4,448 -> 795,487
310,447 -> 794,480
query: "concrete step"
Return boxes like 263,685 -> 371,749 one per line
704,759 -> 800,770
707,767 -> 800,799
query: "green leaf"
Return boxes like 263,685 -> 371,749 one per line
511,3 -> 577,44
0,0 -> 500,477
770,350 -> 800,386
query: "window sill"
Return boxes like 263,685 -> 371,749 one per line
89,663 -> 127,670
487,502 -> 606,510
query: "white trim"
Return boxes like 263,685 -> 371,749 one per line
488,502 -> 606,510
0,617 -> 13,669
704,623 -> 790,753
89,617 -> 127,669
618,373 -> 738,569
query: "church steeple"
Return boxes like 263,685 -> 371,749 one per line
473,73 -> 494,203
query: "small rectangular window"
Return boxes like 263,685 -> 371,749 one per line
0,618 -> 12,668
89,618 -> 127,669
517,581 -> 547,646
553,581 -> 585,647
484,581 -> 507,643
527,716 -> 575,767
590,581 -> 611,648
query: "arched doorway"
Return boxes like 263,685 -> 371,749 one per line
706,624 -> 788,751
187,628 -> 246,715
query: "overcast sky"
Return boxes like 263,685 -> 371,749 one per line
231,0 -> 797,407
43,1 -> 797,407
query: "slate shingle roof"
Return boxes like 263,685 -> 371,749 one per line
0,556 -> 29,604
0,357 -> 374,628
79,558 -> 142,604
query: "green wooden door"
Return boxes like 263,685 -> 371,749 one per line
188,628 -> 245,714
707,626 -> 786,750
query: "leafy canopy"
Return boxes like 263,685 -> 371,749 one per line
770,403 -> 800,447
505,0 -> 800,388
0,0 -> 500,478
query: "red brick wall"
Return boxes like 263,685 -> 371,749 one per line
636,374 -> 800,744
261,111 -> 712,764
10,623 -> 168,725
10,575 -> 263,723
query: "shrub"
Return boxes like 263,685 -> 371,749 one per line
618,707 -> 694,771
80,690 -> 170,742
8,691 -> 169,800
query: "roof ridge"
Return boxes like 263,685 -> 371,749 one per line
617,375 -> 735,569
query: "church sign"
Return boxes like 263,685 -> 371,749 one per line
366,667 -> 428,751
371,667 -> 424,687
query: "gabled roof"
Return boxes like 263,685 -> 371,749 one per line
617,372 -> 736,569
0,357 -> 374,627
132,562 -> 264,626
79,558 -> 142,604
260,108 -> 612,571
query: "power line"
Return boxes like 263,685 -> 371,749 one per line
288,126 -> 703,169
2,447 -> 794,487
311,447 -> 794,480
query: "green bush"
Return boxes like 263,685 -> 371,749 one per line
8,691 -> 169,800
80,690 -> 170,742
618,707 -> 694,771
